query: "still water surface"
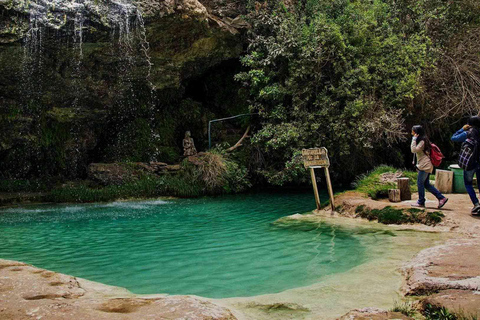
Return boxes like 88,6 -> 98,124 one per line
0,192 -> 368,298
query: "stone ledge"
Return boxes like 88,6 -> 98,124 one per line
0,259 -> 237,320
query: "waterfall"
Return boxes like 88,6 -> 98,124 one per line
20,0 -> 153,106
16,0 -> 157,173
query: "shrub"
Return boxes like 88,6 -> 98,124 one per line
185,152 -> 251,195
406,208 -> 425,224
354,205 -> 443,226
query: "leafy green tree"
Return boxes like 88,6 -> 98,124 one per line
237,0 -> 431,184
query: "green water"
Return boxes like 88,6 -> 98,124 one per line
0,192 -> 368,298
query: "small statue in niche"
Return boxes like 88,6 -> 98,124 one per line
183,131 -> 197,156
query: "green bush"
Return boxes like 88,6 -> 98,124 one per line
184,152 -> 251,195
406,208 -> 425,224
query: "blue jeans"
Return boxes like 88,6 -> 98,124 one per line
417,170 -> 445,205
464,165 -> 480,205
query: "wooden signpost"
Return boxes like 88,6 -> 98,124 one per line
302,148 -> 335,211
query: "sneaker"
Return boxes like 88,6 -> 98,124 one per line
411,202 -> 425,208
471,203 -> 480,213
438,198 -> 449,209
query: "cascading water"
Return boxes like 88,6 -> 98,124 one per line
20,0 -> 150,98
16,0 -> 158,174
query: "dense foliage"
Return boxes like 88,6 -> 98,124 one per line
2,0 -> 480,194
237,0 -> 480,184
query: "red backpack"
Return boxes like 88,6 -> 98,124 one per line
429,143 -> 444,167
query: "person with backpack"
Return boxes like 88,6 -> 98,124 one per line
451,116 -> 480,214
411,125 -> 448,208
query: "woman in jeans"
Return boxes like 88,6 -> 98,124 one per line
451,116 -> 480,214
411,125 -> 448,208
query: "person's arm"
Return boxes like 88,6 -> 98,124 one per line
411,138 -> 424,153
451,128 -> 468,143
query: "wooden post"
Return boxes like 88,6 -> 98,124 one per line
388,189 -> 401,202
435,169 -> 453,194
397,178 -> 411,201
310,167 -> 321,210
324,167 -> 335,211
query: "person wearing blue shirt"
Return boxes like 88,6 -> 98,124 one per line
451,116 -> 480,214
451,126 -> 469,143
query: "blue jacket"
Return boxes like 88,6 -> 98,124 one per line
451,128 -> 467,143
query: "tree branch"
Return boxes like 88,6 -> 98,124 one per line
226,126 -> 251,152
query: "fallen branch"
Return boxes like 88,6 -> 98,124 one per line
226,126 -> 251,152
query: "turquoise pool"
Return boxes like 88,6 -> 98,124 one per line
0,192 -> 368,298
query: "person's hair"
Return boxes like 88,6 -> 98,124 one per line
468,116 -> 480,128
412,125 -> 431,153
467,116 -> 480,140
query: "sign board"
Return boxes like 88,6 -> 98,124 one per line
302,148 -> 330,168
302,147 -> 335,212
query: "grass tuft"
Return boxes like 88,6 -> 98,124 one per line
355,205 -> 444,226
353,165 -> 417,199
426,211 -> 445,225
391,301 -> 417,317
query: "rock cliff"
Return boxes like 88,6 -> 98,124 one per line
0,0 -> 248,178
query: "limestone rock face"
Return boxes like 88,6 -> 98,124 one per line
87,162 -> 179,185
87,163 -> 138,185
0,0 -> 247,178
402,239 -> 480,296
338,308 -> 413,320
0,259 -> 238,320
201,0 -> 246,18
138,0 -> 208,19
